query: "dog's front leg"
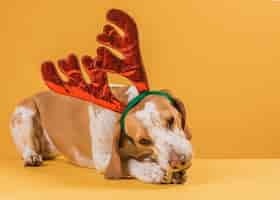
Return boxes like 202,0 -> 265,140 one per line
128,159 -> 165,184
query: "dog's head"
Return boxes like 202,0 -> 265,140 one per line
105,90 -> 192,183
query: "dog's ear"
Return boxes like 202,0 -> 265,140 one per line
173,97 -> 192,140
161,89 -> 192,140
104,123 -> 123,179
119,115 -> 154,160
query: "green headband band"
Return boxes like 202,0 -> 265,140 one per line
119,90 -> 176,145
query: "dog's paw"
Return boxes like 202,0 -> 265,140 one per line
23,149 -> 43,167
24,154 -> 43,167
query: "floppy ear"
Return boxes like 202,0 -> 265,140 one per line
104,123 -> 124,179
161,89 -> 192,140
173,97 -> 192,140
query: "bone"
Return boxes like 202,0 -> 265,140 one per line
171,170 -> 186,184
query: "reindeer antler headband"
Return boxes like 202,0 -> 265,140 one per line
41,9 -> 175,135
41,9 -> 150,112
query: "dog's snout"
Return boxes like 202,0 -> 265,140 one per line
169,150 -> 190,169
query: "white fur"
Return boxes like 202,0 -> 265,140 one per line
87,85 -> 139,172
10,106 -> 35,154
22,146 -> 35,160
13,106 -> 35,118
135,102 -> 192,170
22,146 -> 42,163
135,102 -> 161,127
10,106 -> 44,165
88,104 -> 117,172
126,85 -> 139,102
128,159 -> 164,183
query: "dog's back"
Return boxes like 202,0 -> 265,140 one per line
10,85 -> 130,167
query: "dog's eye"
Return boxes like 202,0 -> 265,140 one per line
139,138 -> 152,146
167,117 -> 175,129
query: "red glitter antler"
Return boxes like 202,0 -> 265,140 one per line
96,9 -> 149,93
41,9 -> 149,112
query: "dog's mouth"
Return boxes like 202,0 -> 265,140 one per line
162,168 -> 187,184
137,155 -> 192,184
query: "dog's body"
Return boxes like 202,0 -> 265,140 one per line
10,85 -> 134,169
10,85 -> 193,184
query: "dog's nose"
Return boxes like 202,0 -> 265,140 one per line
169,150 -> 189,169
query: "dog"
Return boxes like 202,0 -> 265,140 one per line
10,84 -> 192,184
10,9 -> 193,184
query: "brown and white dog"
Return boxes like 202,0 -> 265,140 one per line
10,84 -> 192,184
10,9 -> 193,184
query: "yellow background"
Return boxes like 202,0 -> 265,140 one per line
2,0 -> 280,159
1,1 -> 280,199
